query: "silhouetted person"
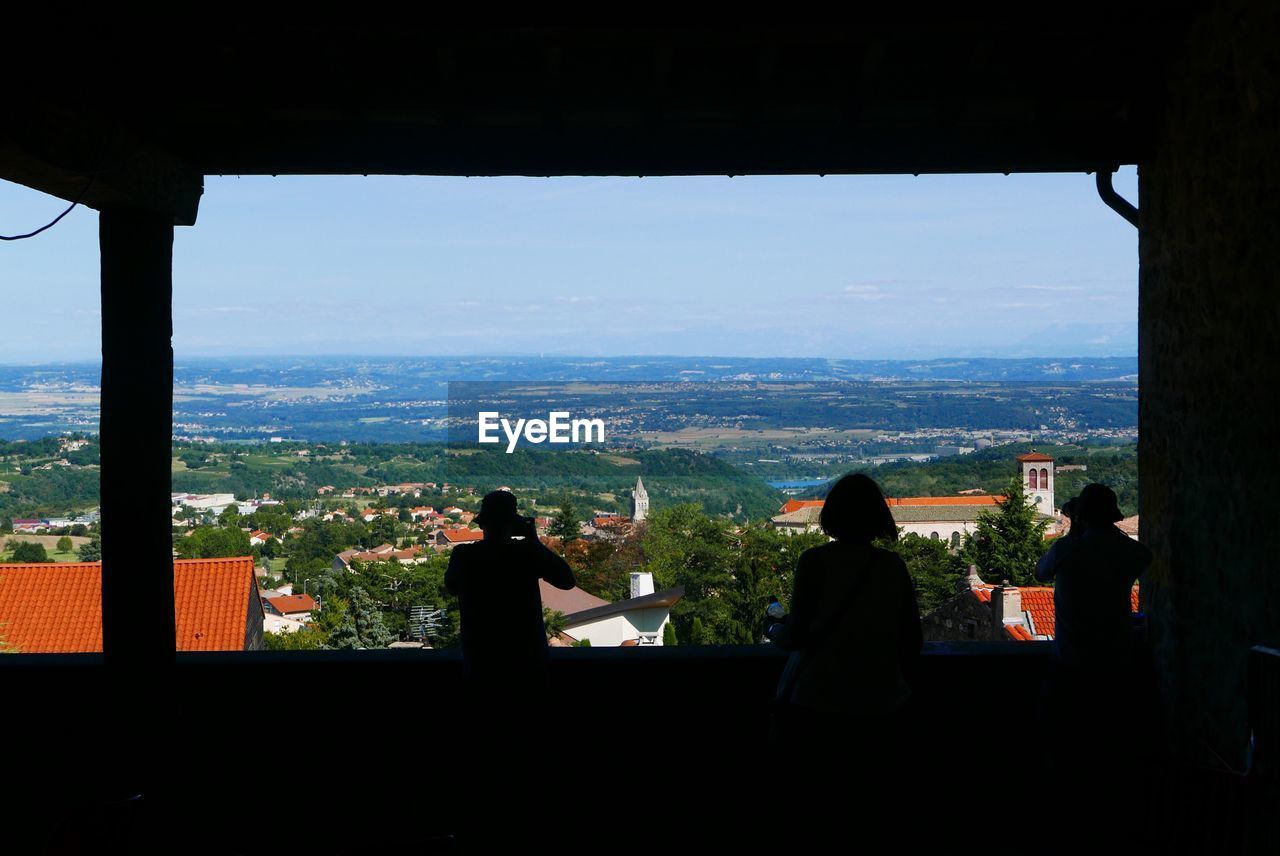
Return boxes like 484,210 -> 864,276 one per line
765,473 -> 922,841
444,489 -> 574,849
1035,483 -> 1152,835
1059,496 -> 1079,539
1035,483 -> 1150,672
445,489 -> 575,694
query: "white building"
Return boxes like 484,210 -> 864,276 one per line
172,492 -> 237,511
543,572 -> 681,646
630,477 -> 649,523
770,453 -> 1058,547
1017,451 -> 1056,513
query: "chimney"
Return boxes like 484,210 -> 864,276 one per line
630,572 -> 655,599
990,584 -> 1023,640
960,564 -> 985,593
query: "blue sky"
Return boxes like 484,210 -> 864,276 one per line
0,169 -> 1138,363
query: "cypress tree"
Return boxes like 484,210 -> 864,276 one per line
959,475 -> 1050,586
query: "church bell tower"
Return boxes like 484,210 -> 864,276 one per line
1016,452 -> 1055,513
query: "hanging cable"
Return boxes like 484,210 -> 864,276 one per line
1,176 -> 95,241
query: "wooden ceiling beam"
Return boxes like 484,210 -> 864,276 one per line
0,105 -> 203,227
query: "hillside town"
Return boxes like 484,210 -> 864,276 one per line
0,451 -> 1139,655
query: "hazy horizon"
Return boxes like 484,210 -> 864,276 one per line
2,170 -> 1138,362
0,352 -> 1139,368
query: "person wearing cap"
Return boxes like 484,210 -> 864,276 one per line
1035,482 -> 1151,670
445,489 -> 576,690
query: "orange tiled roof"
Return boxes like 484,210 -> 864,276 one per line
264,593 -> 317,615
974,583 -> 1140,641
886,496 -> 1002,507
1018,587 -> 1056,637
1005,624 -> 1035,641
779,499 -> 825,514
442,529 -> 484,543
780,495 -> 1004,514
0,557 -> 260,654
1016,452 -> 1056,462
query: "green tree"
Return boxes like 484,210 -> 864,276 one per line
880,532 -> 965,614
726,523 -> 827,644
548,500 -> 580,548
368,515 -> 398,546
176,526 -> 252,559
218,504 -> 240,528
543,607 -> 568,640
10,541 -> 50,563
325,585 -> 394,649
641,504 -> 735,644
77,536 -> 102,562
56,536 -> 73,554
563,538 -> 633,602
662,622 -> 677,646
264,626 -> 327,650
688,616 -> 708,645
959,476 -> 1051,586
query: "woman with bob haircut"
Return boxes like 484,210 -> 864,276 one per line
766,473 -> 923,797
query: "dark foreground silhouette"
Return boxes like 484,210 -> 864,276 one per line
444,490 -> 575,851
765,473 -> 923,843
1036,482 -> 1154,844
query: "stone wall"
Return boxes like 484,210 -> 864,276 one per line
1140,0 -> 1280,768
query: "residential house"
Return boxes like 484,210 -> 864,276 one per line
264,613 -> 308,634
544,572 -> 682,647
263,593 -> 317,623
436,528 -> 483,549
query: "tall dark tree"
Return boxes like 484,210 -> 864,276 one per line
368,514 -> 399,547
959,476 -> 1051,586
77,535 -> 102,562
879,532 -> 966,613
325,586 -> 394,649
548,500 -> 580,548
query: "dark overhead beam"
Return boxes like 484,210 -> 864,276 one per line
0,105 -> 203,226
188,119 -> 1150,178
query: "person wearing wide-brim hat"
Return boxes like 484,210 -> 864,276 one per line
1034,482 -> 1152,832
1036,482 -> 1146,667
1075,482 -> 1125,526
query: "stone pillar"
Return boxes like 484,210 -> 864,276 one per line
99,209 -> 176,666
1139,0 -> 1280,768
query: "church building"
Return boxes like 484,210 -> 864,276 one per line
769,452 -> 1058,546
630,476 -> 649,523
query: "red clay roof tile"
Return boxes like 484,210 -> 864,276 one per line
779,499 -> 825,514
264,593 -> 317,615
0,557 -> 258,654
